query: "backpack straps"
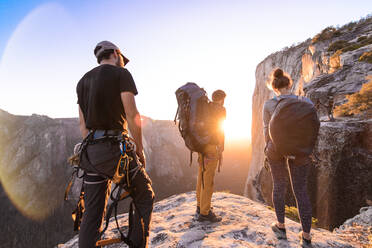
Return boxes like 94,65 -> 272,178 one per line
174,106 -> 179,124
97,184 -> 133,247
271,97 -> 286,117
217,153 -> 222,173
71,182 -> 85,232
201,153 -> 205,189
64,168 -> 78,201
217,145 -> 223,173
189,151 -> 193,167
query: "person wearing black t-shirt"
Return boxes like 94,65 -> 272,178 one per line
76,41 -> 154,248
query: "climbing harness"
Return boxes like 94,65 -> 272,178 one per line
65,130 -> 143,246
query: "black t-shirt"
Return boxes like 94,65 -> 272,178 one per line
76,64 -> 138,130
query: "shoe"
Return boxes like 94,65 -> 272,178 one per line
299,231 -> 312,248
196,206 -> 200,215
197,210 -> 222,222
196,206 -> 213,215
271,223 -> 287,240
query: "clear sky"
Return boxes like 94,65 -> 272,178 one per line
0,0 -> 371,139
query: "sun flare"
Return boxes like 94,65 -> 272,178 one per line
223,117 -> 251,141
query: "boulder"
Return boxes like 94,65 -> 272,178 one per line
334,206 -> 372,246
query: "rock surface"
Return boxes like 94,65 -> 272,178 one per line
334,206 -> 372,247
245,17 -> 372,230
61,192 -> 358,248
338,206 -> 372,229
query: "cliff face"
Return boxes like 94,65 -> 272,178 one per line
0,110 -> 80,247
245,17 -> 372,229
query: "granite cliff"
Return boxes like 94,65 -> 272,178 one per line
245,17 -> 372,230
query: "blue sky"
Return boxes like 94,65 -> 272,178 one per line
0,0 -> 371,139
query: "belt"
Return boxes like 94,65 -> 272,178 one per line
91,130 -> 123,139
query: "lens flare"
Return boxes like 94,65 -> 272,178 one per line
219,119 -> 225,132
0,2 -> 74,220
223,117 -> 251,141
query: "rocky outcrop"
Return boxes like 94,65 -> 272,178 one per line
245,17 -> 372,230
335,206 -> 372,246
338,206 -> 372,229
61,192 -> 358,247
0,110 -> 250,247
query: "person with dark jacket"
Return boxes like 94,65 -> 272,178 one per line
263,68 -> 313,248
76,41 -> 154,248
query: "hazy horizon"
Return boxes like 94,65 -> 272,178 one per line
1,1 -> 371,140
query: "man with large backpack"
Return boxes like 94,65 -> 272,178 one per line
76,41 -> 154,248
263,68 -> 319,248
196,90 -> 226,222
175,83 -> 226,223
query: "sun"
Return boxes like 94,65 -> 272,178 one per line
222,116 -> 251,141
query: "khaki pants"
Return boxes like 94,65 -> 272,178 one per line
196,145 -> 218,216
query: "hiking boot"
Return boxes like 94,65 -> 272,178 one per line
197,210 -> 222,222
196,206 -> 200,215
196,206 -> 213,215
299,231 -> 312,248
271,223 -> 287,240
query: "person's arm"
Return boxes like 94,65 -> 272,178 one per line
78,106 -> 89,138
120,92 -> 146,167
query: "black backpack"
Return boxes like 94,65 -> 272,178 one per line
269,96 -> 320,157
174,82 -> 211,155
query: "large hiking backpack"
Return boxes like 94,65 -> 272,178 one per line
175,82 -> 211,154
269,96 -> 320,157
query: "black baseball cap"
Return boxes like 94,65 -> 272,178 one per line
94,41 -> 130,65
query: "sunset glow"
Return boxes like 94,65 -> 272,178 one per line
224,115 -> 251,141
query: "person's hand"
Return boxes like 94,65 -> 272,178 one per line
136,148 -> 146,168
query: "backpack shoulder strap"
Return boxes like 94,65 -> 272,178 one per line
174,106 -> 179,124
189,151 -> 193,167
201,153 -> 205,189
97,184 -> 133,247
272,97 -> 285,114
